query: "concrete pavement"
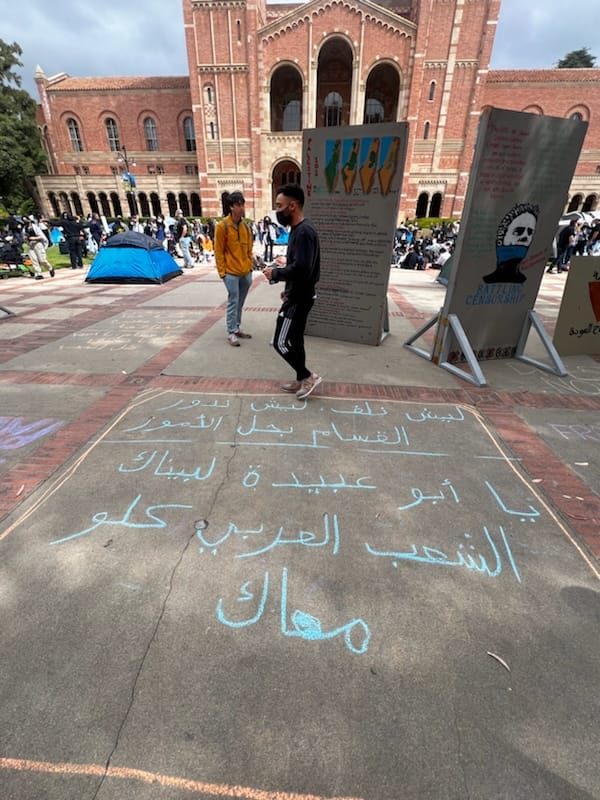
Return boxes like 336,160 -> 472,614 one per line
0,263 -> 599,800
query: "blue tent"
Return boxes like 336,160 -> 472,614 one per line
85,231 -> 182,284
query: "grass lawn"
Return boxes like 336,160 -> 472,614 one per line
43,245 -> 94,272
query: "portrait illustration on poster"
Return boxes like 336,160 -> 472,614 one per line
405,107 -> 588,385
483,202 -> 539,284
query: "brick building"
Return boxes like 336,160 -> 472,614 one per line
34,0 -> 600,222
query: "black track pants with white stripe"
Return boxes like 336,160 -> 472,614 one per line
272,299 -> 314,381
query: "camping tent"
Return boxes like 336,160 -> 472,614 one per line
85,231 -> 182,284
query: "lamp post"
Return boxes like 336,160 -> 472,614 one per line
116,146 -> 138,216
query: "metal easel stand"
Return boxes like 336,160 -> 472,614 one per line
380,297 -> 390,343
403,309 -> 440,359
515,309 -> 567,376
1,306 -> 15,318
404,310 -> 487,386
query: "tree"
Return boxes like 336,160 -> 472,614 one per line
556,47 -> 597,68
0,39 -> 47,213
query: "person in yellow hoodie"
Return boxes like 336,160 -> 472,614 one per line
214,190 -> 254,346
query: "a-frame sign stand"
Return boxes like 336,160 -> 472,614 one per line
404,308 -> 567,387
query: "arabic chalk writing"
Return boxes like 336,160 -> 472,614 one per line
237,415 -> 294,437
218,428 -> 331,449
249,399 -> 307,413
271,472 -> 376,493
122,415 -> 224,434
397,479 -> 460,511
156,398 -> 230,412
365,525 -> 521,582
216,568 -> 370,654
117,450 -> 216,482
404,407 -> 466,423
330,422 -> 409,446
485,481 -> 540,521
331,401 -> 388,417
49,494 -> 194,546
197,514 -> 340,558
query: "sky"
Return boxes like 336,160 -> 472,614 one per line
3,0 -> 600,99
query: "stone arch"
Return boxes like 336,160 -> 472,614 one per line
429,192 -> 442,218
86,192 -> 99,214
522,105 -> 544,115
363,61 -> 401,123
270,159 -> 302,208
270,63 -> 304,132
316,36 -> 355,128
567,105 -> 590,121
416,192 -> 429,218
582,193 -> 598,212
567,194 -> 584,212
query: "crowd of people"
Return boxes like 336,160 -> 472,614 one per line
392,221 -> 459,271
547,218 -> 600,273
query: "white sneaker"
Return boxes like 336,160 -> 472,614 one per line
296,373 -> 322,399
227,333 -> 240,347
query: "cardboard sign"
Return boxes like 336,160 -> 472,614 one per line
434,108 -> 587,363
553,256 -> 600,355
302,123 -> 408,345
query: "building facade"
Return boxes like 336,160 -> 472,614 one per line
34,0 -> 600,222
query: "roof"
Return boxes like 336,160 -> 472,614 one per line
44,75 -> 190,92
487,68 -> 600,85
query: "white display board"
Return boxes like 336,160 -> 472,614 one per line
433,108 -> 587,364
302,123 -> 408,346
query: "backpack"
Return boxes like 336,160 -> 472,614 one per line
175,219 -> 187,241
222,216 -> 251,247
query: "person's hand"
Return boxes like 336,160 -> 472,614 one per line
274,255 -> 286,266
262,266 -> 273,281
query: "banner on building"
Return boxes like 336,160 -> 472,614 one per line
302,122 -> 408,345
553,256 -> 600,356
429,108 -> 587,368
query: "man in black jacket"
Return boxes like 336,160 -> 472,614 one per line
61,213 -> 87,268
262,184 -> 322,400
549,221 -> 576,274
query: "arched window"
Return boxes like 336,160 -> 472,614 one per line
570,112 -> 583,121
205,85 -> 214,105
416,192 -> 429,218
105,118 -> 120,151
209,121 -> 217,140
364,98 -> 384,125
423,121 -> 431,140
428,81 -> 436,102
429,192 -> 442,217
324,92 -> 342,127
283,100 -> 301,131
237,20 -> 242,42
144,117 -> 159,151
183,117 -> 196,151
67,118 -> 83,152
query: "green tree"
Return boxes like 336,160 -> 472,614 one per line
0,39 -> 47,213
556,47 -> 597,68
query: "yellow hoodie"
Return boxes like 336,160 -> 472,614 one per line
214,216 -> 253,279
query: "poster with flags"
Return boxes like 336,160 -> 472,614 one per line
303,122 -> 408,345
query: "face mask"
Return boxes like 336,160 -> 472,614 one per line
276,208 -> 292,227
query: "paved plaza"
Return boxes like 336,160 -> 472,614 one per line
0,264 -> 598,800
